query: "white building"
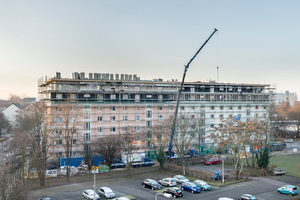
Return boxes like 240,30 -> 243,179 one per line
2,103 -> 23,127
272,90 -> 296,106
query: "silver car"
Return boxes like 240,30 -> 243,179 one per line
173,175 -> 189,184
98,187 -> 115,199
82,189 -> 99,200
158,178 -> 177,187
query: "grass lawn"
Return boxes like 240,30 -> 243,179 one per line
270,154 -> 300,178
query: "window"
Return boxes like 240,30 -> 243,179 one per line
169,106 -> 174,111
84,122 -> 90,130
83,111 -> 90,120
238,106 -> 242,110
211,114 -> 214,119
158,106 -> 163,110
56,152 -> 62,157
122,94 -> 128,100
136,106 -> 140,111
98,127 -> 103,133
56,117 -> 62,123
146,94 -> 152,98
110,94 -> 116,99
110,116 -> 116,122
229,106 -> 233,110
123,126 -> 128,132
56,107 -> 62,112
84,133 -> 90,142
72,151 -> 77,156
110,127 -> 116,132
135,94 -> 140,102
97,94 -> 103,102
146,121 -> 152,128
72,139 -> 77,145
97,116 -> 103,122
191,106 -> 195,110
70,117 -> 76,123
123,106 -> 128,111
56,129 -> 62,135
256,105 -> 259,109
83,104 -> 91,109
146,111 -> 152,118
56,140 -> 62,145
135,126 -> 140,132
123,116 -> 128,122
211,106 -> 214,110
135,115 -> 140,121
219,114 -> 224,119
246,109 -> 250,116
180,106 -> 185,111
210,124 -> 214,128
98,106 -> 103,111
110,106 -> 116,111
220,106 -> 224,110
158,115 -> 163,121
56,94 -> 62,99
191,115 -> 195,119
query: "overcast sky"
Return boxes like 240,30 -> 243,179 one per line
1,1 -> 299,100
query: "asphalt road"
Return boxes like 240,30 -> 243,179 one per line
29,168 -> 300,200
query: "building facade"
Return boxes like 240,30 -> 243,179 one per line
271,90 -> 296,106
38,72 -> 272,158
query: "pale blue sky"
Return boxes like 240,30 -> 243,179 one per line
1,1 -> 299,99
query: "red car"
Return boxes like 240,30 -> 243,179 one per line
205,158 -> 220,165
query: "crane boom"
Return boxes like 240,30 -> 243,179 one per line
168,28 -> 218,158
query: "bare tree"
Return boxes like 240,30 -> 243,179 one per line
146,123 -> 170,168
0,112 -> 11,138
54,99 -> 80,182
122,126 -> 138,169
173,115 -> 198,174
94,135 -> 123,171
16,103 -> 53,186
82,141 -> 98,178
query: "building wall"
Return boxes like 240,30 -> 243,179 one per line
2,104 -> 21,127
39,72 -> 272,158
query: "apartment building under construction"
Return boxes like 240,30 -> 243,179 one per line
38,72 -> 272,158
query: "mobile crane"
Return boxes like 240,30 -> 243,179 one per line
168,28 -> 218,158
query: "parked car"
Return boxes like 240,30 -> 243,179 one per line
205,158 -> 220,165
173,175 -> 189,184
238,194 -> 258,200
181,182 -> 201,193
211,171 -> 228,180
112,197 -> 130,200
163,187 -> 183,198
142,179 -> 162,190
273,168 -> 286,176
284,138 -> 293,143
277,185 -> 298,196
193,180 -> 211,191
82,189 -> 100,200
98,187 -> 115,199
158,177 -> 177,187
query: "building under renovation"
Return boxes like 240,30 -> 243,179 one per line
38,72 -> 272,158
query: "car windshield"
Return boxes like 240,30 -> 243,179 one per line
171,180 -> 176,183
150,180 -> 158,184
176,189 -> 182,192
250,197 -> 257,200
189,183 -> 197,187
179,176 -> 185,180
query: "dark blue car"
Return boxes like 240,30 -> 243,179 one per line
181,182 -> 201,193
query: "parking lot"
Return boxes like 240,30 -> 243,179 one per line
29,166 -> 299,200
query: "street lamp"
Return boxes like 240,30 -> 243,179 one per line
221,155 -> 226,184
155,193 -> 172,200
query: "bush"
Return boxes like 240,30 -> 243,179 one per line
266,164 -> 277,174
259,168 -> 267,176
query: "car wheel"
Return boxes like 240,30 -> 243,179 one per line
143,184 -> 145,188
181,187 -> 184,191
152,187 -> 155,190
173,194 -> 176,198
191,190 -> 194,194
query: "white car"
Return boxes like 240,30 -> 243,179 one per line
158,178 -> 177,187
98,187 -> 116,199
82,189 -> 99,200
173,175 -> 189,184
284,138 -> 293,143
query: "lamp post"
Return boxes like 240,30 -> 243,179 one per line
155,193 -> 172,200
221,155 -> 226,184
